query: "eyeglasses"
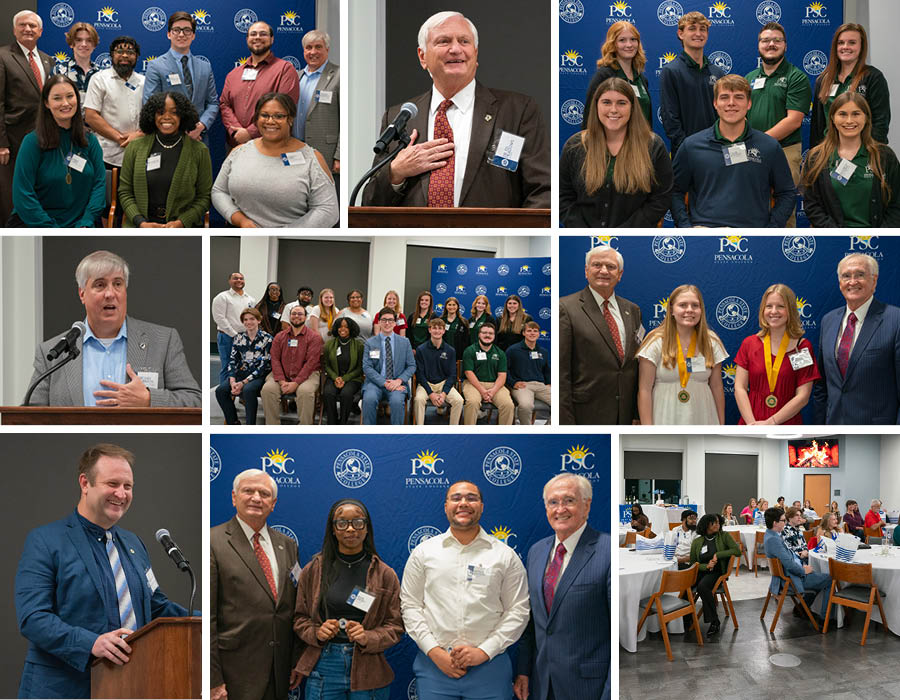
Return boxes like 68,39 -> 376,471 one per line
448,494 -> 481,503
170,27 -> 194,35
334,518 -> 367,531
547,497 -> 579,509
113,48 -> 137,56
839,271 -> 870,282
259,112 -> 289,122
759,38 -> 785,45
248,31 -> 271,38
380,317 -> 396,324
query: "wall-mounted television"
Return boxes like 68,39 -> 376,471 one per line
788,437 -> 840,468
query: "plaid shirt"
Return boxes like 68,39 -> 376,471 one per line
782,524 -> 806,556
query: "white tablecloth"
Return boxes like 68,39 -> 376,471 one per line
619,549 -> 682,652
809,547 -> 900,635
723,524 -> 769,570
644,505 -> 705,537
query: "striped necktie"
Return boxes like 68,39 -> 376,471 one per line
106,531 -> 137,631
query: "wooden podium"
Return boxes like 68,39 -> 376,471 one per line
0,406 -> 201,425
91,617 -> 201,699
349,206 -> 550,228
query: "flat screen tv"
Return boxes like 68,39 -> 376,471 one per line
788,437 -> 840,468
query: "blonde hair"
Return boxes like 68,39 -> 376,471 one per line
598,21 -> 646,74
470,295 -> 491,317
637,284 -> 722,370
756,284 -> 804,339
318,288 -> 337,331
382,290 -> 402,317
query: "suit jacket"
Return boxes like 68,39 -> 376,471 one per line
763,528 -> 809,595
362,333 -> 416,392
211,517 -> 300,700
27,316 -> 201,407
362,82 -> 550,208
559,287 -> 641,425
142,51 -> 219,144
517,526 -> 610,700
813,298 -> 900,424
296,61 -> 339,167
15,511 -> 189,699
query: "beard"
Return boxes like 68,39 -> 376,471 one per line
249,43 -> 271,56
759,51 -> 784,67
113,61 -> 135,78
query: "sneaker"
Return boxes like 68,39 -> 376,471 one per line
706,619 -> 720,638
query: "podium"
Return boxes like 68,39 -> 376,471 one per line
349,206 -> 550,228
91,617 -> 201,699
0,406 -> 201,425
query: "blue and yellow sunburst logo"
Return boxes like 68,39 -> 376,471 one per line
662,51 -> 677,64
711,1 -> 729,13
416,449 -> 439,467
809,2 -> 825,11
193,8 -> 209,20
722,363 -> 737,383
612,1 -> 629,12
99,6 -> 116,20
566,444 -> 590,460
796,296 -> 809,311
54,51 -> 69,63
265,448 -> 290,468
490,525 -> 513,542
724,234 -> 744,247
563,49 -> 581,62
658,295 -> 671,310
283,10 -> 298,21
237,56 -> 249,65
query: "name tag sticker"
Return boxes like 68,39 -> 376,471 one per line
289,561 -> 301,586
288,339 -> 298,347
830,157 -> 857,185
369,349 -> 380,359
281,152 -> 304,166
829,82 -> 839,97
272,311 -> 281,319
789,347 -> 814,370
145,567 -> 159,593
67,153 -> 87,172
530,351 -> 541,359
146,153 -> 162,171
242,68 -> 258,81
124,81 -> 138,92
336,346 -> 342,356
722,143 -> 748,166
168,72 -> 182,85
466,564 -> 489,582
476,351 -> 488,361
489,130 -> 525,172
752,77 -> 766,90
346,586 -> 375,612
631,83 -> 642,98
316,89 -> 333,104
137,370 -> 159,388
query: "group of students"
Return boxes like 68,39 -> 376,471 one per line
560,16 -> 897,228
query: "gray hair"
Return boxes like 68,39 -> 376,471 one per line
871,499 -> 882,509
417,11 -> 478,53
75,251 -> 130,289
232,468 -> 278,499
543,473 -> 592,503
302,29 -> 330,50
585,245 -> 624,270
13,10 -> 42,29
837,253 -> 878,279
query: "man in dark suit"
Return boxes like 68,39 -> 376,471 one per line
559,245 -> 642,424
515,474 -> 609,700
362,11 -> 549,208
15,443 -> 190,698
813,253 -> 900,424
211,468 -> 301,700
0,10 -> 55,224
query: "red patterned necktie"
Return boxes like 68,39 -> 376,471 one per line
427,98 -> 455,207
603,300 -> 625,364
28,51 -> 43,90
252,532 -> 278,599
836,312 -> 857,377
542,542 -> 567,613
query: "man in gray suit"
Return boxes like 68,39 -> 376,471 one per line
559,245 -> 642,425
25,250 -> 200,407
293,30 -> 339,176
211,469 -> 301,700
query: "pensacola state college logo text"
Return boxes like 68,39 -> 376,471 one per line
716,296 -> 751,331
261,448 -> 301,487
652,235 -> 686,263
782,235 -> 816,263
407,450 -> 450,488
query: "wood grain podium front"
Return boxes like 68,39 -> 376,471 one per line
0,407 -> 201,425
91,617 -> 200,699
349,206 -> 550,228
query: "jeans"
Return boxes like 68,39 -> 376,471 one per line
216,331 -> 234,383
305,642 -> 390,700
361,383 -> 407,425
215,376 -> 264,424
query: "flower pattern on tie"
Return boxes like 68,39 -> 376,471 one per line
836,312 -> 856,378
427,98 -> 455,207
542,542 -> 566,613
29,51 -> 43,90
253,532 -> 278,600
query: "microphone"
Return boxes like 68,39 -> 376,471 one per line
155,529 -> 190,572
46,321 -> 86,361
374,102 -> 418,154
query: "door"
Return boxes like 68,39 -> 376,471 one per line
803,473 -> 831,517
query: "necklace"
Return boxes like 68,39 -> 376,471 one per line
338,337 -> 351,346
58,145 -> 73,185
155,133 -> 183,149
337,551 -> 367,569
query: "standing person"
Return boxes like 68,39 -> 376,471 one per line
142,11 -> 218,145
211,469 -> 301,700
308,288 -> 338,343
401,481 -> 529,699
321,317 -> 364,425
515,474 -> 609,700
0,10 -> 55,225
408,291 -> 437,350
220,21 -> 299,149
211,272 -> 255,383
810,23 -> 890,148
506,321 -> 551,426
255,282 -> 289,337
559,245 -> 641,425
441,296 -> 470,360
283,286 -> 314,317
338,289 -> 373,339
413,318 -> 463,425
361,308 -> 415,425
689,514 -> 740,638
496,295 -> 532,351
215,308 -> 272,425
53,22 -> 100,105
582,21 -> 651,128
467,295 -> 496,345
293,30 -> 339,178
461,322 -> 515,425
373,291 -> 407,337
744,22 -> 812,226
15,444 -> 191,699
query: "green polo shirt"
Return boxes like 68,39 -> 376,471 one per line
829,145 -> 872,227
682,51 -> 708,71
462,343 -> 507,383
613,66 -> 652,125
745,59 -> 812,147
713,119 -> 751,144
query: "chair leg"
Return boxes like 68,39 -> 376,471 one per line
722,584 -> 738,629
754,552 -> 759,577
656,602 -> 673,662
875,591 -> 890,635
691,605 -> 704,647
860,606 -> 872,646
761,590 -> 772,619
822,584 -> 836,634
796,592 -> 820,632
636,595 -> 656,635
770,589 -> 789,634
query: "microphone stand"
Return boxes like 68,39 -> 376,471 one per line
21,349 -> 80,406
185,563 -> 197,616
349,129 -> 412,207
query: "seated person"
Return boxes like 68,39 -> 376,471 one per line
807,512 -> 841,550
721,503 -> 738,526
781,507 -> 809,560
690,514 -> 740,638
412,318 -> 463,425
461,322 -> 514,425
215,307 -> 272,425
673,510 -> 698,570
505,321 -> 550,425
843,499 -> 865,539
630,503 -> 649,531
361,308 -> 415,425
321,317 -> 364,425
864,498 -> 887,536
260,305 -> 322,425
802,499 -> 819,520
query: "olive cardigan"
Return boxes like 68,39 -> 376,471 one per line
323,337 -> 365,384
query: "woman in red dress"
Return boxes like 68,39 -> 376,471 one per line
734,284 -> 820,425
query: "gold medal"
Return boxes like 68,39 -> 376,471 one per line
66,171 -> 72,185
676,331 -> 697,403
763,332 -> 790,413
678,389 -> 690,403
765,394 -> 778,408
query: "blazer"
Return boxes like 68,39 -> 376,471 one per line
211,517 -> 300,700
297,61 -> 339,167
559,287 -> 641,425
516,526 -> 610,700
362,333 -> 416,392
118,134 -> 212,227
362,82 -> 550,208
813,297 -> 900,424
142,51 -> 219,143
27,316 -> 201,407
323,336 -> 364,384
763,528 -> 810,595
15,511 -> 188,698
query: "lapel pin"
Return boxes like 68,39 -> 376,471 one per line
140,342 -> 146,350
278,544 -> 284,549
130,548 -> 135,554
485,114 -> 492,122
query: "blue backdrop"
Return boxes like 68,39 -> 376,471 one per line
430,257 -> 551,351
210,433 -> 610,700
559,0 -> 843,227
560,234 -> 900,424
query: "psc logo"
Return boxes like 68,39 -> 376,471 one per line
559,0 -> 585,24
496,285 -> 508,295
719,236 -> 748,253
590,235 -> 618,249
708,2 -> 731,19
721,363 -> 737,392
407,525 -> 442,554
657,1 -> 683,26
848,236 -> 879,251
658,51 -> 677,70
192,9 -> 212,27
482,447 -> 522,486
209,447 -> 221,481
410,450 -> 444,476
653,295 -> 671,321
561,444 -> 595,471
476,264 -> 488,275
561,49 -> 584,68
540,286 -> 552,297
652,235 -> 686,263
53,52 -> 69,66
716,296 -> 751,331
279,10 -> 302,28
782,235 -> 816,263
803,50 -> 827,76
261,448 -> 295,475
454,284 -> 466,295
142,6 -> 167,32
805,2 -> 827,18
50,3 -> 75,27
490,525 -> 518,551
333,449 -> 373,488
796,296 -> 812,319
609,1 -> 632,18
756,1 -> 782,24
561,99 -> 584,126
436,263 -> 448,273
519,264 -> 532,275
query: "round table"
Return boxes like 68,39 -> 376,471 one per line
724,524 -> 769,571
619,549 -> 681,652
809,547 -> 900,636
644,505 -> 704,537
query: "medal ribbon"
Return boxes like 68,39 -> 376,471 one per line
676,331 -> 697,391
763,332 -> 790,395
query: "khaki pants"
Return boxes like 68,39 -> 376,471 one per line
413,382 -> 464,424
261,371 -> 319,424
782,142 -> 802,228
462,381 -> 514,425
511,381 -> 552,424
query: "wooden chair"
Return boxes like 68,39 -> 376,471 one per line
104,167 -> 118,227
752,531 -> 766,577
669,522 -> 682,531
760,557 -> 819,634
622,531 -> 637,548
864,525 -> 883,540
636,563 -> 703,660
694,556 -> 738,630
822,558 -> 889,645
802,529 -> 816,545
641,528 -> 656,540
728,530 -> 749,577
811,519 -> 822,529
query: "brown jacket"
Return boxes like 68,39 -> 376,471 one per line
294,553 -> 403,691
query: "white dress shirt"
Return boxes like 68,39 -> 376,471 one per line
673,526 -> 698,559
835,296 -> 874,354
212,288 -> 256,336
427,79 -> 476,207
544,521 -> 587,581
235,516 -> 280,595
83,67 -> 145,166
17,41 -> 46,84
588,287 -> 626,349
400,526 -> 530,660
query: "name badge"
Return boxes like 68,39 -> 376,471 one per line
336,346 -> 342,356
369,349 -> 380,359
124,81 -> 138,91
490,130 -> 525,172
288,339 -> 298,347
66,153 -> 87,172
272,311 -> 281,319
828,82 -> 839,97
530,351 -> 541,359
466,564 -> 489,582
168,72 -> 182,85
137,370 -> 159,388
722,143 -> 748,166
789,347 -> 814,370
346,586 -> 375,613
830,157 -> 857,185
289,561 -> 301,586
145,567 -> 159,593
631,83 -> 641,98
316,89 -> 333,104
281,152 -> 303,166
146,153 -> 162,171
476,351 -> 488,361
752,77 -> 766,90
242,67 -> 259,81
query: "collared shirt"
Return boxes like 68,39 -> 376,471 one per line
226,330 -> 273,381
674,526 -> 698,558
82,317 -> 127,406
505,340 -> 550,385
745,58 -> 812,147
220,54 -> 300,146
211,288 -> 256,336
17,41 -> 46,84
782,524 -> 806,557
372,332 -> 401,377
295,60 -> 326,139
588,287 -> 625,347
546,521 -> 587,580
235,515 -> 280,594
400,526 -> 529,659
165,47 -> 193,85
427,79 -> 476,207
462,342 -> 507,384
836,295 -> 874,354
52,58 -> 99,101
83,67 -> 145,166
270,325 -> 322,384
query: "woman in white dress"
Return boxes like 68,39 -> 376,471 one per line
637,284 -> 728,425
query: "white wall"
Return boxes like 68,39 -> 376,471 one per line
0,237 -> 40,406
848,0 -> 897,145
879,436 -> 900,508
238,238 -> 272,300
